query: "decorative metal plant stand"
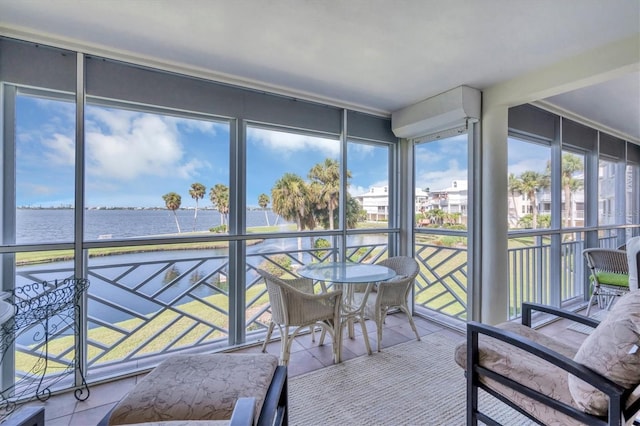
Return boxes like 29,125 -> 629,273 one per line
0,278 -> 90,420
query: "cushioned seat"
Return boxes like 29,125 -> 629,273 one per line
593,271 -> 629,288
455,291 -> 640,425
103,353 -> 287,426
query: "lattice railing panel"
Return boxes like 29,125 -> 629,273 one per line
414,242 -> 468,321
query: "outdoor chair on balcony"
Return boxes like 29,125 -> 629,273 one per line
355,256 -> 421,352
455,290 -> 640,425
583,248 -> 630,316
260,275 -> 323,352
100,353 -> 288,426
257,269 -> 342,366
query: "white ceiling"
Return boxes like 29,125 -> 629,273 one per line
1,0 -> 639,139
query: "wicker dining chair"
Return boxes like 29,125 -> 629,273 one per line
257,269 -> 342,366
260,274 -> 319,352
583,248 -> 630,317
358,256 -> 421,352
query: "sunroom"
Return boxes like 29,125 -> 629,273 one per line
0,1 -> 639,424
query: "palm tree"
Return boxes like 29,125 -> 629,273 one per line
271,173 -> 308,260
209,184 -> 229,229
308,159 -> 348,230
271,173 -> 308,231
189,182 -> 206,231
258,193 -> 270,226
561,154 -> 584,228
432,208 -> 445,226
507,172 -> 522,226
518,171 -> 546,229
162,192 -> 182,233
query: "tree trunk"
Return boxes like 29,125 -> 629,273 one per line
564,185 -> 572,228
532,194 -> 538,229
328,206 -> 334,230
173,211 -> 181,233
193,202 -> 199,232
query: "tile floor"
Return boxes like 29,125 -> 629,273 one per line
14,310 -> 592,426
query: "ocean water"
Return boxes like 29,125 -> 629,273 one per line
16,208 -> 287,244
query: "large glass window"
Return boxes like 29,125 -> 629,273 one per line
507,138 -> 551,229
84,103 -> 230,240
347,140 -> 390,227
415,135 -> 468,228
245,126 -> 341,233
559,150 -> 585,228
598,156 -> 617,225
626,162 -> 640,234
15,92 -> 76,244
413,133 -> 469,321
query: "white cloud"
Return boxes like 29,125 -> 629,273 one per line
248,127 -> 339,158
84,108 -> 214,181
42,134 -> 75,166
167,116 -> 222,135
416,159 -> 467,192
508,158 -> 549,177
348,142 -> 375,155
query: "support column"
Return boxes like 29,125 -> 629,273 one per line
480,104 -> 509,324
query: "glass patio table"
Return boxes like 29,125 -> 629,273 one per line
297,262 -> 396,357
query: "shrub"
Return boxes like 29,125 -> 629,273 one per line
259,255 -> 292,277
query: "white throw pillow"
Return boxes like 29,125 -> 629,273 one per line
568,291 -> 640,415
627,236 -> 640,291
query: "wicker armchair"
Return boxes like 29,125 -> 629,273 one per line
358,256 -> 421,352
257,269 -> 342,366
583,248 -> 630,316
261,275 -> 319,352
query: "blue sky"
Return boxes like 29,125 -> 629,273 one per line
15,94 -> 550,209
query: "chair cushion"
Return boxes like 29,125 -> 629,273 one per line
454,322 -> 585,425
593,271 -> 629,288
123,422 -> 229,426
568,291 -> 640,415
108,353 -> 278,425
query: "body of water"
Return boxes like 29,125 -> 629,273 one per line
16,208 -> 287,244
13,208 -> 387,332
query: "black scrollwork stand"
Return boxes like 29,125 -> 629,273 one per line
0,278 -> 90,420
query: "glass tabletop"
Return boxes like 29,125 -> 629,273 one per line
297,262 -> 396,283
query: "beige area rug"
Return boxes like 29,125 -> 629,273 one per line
566,309 -> 608,335
289,333 -> 535,425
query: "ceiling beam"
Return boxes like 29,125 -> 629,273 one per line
484,34 -> 640,108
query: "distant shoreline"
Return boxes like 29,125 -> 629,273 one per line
17,206 -> 274,211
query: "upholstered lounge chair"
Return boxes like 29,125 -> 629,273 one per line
455,291 -> 640,425
100,353 -> 287,426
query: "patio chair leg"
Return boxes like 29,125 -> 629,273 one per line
332,326 -> 341,363
605,292 -> 618,311
262,321 -> 275,352
375,307 -> 390,352
357,317 -> 372,355
319,328 -> 327,345
280,326 -> 291,366
401,305 -> 421,341
585,287 -> 598,317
